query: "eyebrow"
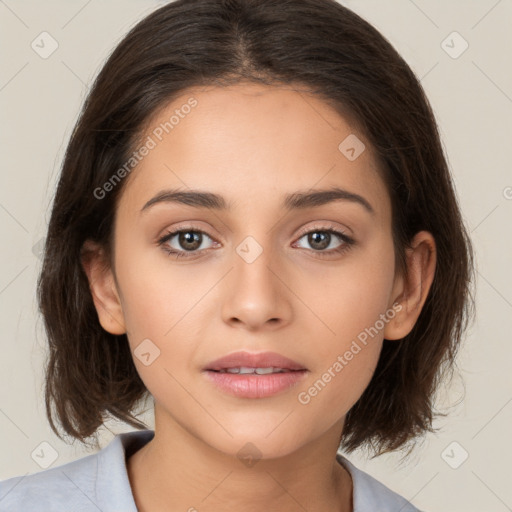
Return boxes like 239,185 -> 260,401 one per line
140,186 -> 375,215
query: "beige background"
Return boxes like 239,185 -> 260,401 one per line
0,1 -> 511,510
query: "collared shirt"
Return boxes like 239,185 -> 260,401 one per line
0,429 -> 422,511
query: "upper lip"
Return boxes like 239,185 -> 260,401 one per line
203,351 -> 307,371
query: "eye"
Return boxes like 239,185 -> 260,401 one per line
293,224 -> 355,257
157,223 -> 355,260
157,226 -> 218,259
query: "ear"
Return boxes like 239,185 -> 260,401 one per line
384,231 -> 436,340
80,239 -> 126,335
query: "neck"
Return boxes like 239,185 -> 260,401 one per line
127,410 -> 353,512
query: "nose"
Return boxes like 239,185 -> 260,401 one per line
220,238 -> 293,332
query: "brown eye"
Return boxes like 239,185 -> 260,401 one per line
295,229 -> 349,252
177,231 -> 203,251
306,231 -> 332,250
157,227 -> 217,258
292,225 -> 355,259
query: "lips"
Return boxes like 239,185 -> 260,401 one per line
203,351 -> 307,372
203,350 -> 309,398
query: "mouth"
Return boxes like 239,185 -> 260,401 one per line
202,351 -> 308,398
209,367 -> 301,374
203,350 -> 308,373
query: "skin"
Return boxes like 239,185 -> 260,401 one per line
82,82 -> 436,512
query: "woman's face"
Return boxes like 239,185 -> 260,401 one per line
100,82 -> 406,458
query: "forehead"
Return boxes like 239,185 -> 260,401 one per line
118,82 -> 389,221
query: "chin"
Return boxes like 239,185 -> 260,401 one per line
198,424 -> 312,462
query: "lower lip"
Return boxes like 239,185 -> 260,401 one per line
203,370 -> 308,398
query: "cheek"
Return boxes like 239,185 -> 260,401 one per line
293,233 -> 395,414
115,256 -> 201,408
300,232 -> 396,351
115,241 -> 204,340
295,338 -> 382,442
113,243 -> 215,388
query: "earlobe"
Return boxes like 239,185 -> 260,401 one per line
384,231 -> 436,341
80,239 -> 126,335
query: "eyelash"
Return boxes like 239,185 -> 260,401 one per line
157,223 -> 355,260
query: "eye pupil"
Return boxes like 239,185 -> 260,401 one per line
179,231 -> 201,251
309,232 -> 330,250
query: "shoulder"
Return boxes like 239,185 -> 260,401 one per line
0,447 -> 100,511
337,453 -> 424,512
0,429 -> 154,512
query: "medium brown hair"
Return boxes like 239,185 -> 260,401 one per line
38,0 -> 475,455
